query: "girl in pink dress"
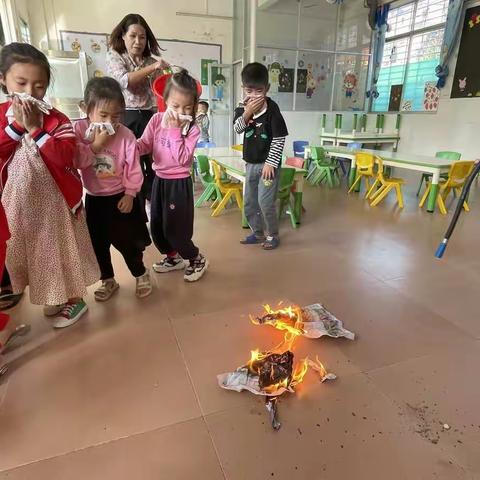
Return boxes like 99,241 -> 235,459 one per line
0,43 -> 99,328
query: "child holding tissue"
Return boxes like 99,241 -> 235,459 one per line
74,77 -> 152,300
138,70 -> 209,282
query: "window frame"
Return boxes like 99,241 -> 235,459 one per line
370,0 -> 448,114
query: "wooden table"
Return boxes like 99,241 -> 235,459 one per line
196,147 -> 306,225
305,146 -> 457,213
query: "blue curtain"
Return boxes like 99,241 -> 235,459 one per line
435,0 -> 465,88
366,4 -> 390,100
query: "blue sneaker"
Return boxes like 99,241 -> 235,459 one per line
240,233 -> 265,245
262,236 -> 280,250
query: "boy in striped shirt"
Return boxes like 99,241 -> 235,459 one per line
234,63 -> 288,250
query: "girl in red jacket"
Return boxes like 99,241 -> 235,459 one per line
0,43 -> 99,328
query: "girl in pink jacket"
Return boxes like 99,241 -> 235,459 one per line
138,70 -> 208,282
74,77 -> 152,301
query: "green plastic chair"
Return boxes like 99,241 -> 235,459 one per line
194,155 -> 222,208
278,167 -> 298,229
306,146 -> 340,188
416,151 -> 462,197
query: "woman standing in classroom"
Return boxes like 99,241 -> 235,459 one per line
107,13 -> 169,201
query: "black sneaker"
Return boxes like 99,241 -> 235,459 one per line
153,256 -> 186,273
184,255 -> 209,282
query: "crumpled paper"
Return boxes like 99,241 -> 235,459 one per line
84,122 -> 115,139
161,107 -> 193,136
7,92 -> 52,114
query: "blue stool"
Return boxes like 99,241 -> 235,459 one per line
293,140 -> 309,158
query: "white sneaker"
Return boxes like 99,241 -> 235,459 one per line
43,304 -> 65,317
184,254 -> 209,282
153,255 -> 186,273
136,270 -> 153,298
52,300 -> 88,329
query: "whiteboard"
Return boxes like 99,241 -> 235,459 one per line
60,30 -> 109,79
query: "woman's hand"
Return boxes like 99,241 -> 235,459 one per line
117,194 -> 134,214
22,100 -> 42,133
90,125 -> 111,153
150,59 -> 170,75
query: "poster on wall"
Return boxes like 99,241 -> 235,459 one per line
296,69 -> 307,93
423,82 -> 440,111
60,31 -> 109,78
450,5 -> 480,98
388,84 -> 403,111
278,68 -> 294,93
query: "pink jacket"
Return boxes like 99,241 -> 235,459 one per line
137,113 -> 200,179
73,119 -> 143,197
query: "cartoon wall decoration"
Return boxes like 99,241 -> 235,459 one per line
343,71 -> 357,98
296,69 -> 307,94
305,64 -> 317,99
423,82 -> 440,111
60,31 -> 109,79
268,62 -> 282,93
278,68 -> 294,93
401,100 -> 413,111
213,73 -> 226,101
451,5 -> 480,98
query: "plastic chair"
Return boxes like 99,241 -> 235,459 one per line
197,141 -> 217,148
368,156 -> 405,208
194,155 -> 222,208
293,140 -> 309,158
419,161 -> 474,214
277,167 -> 297,228
210,160 -> 243,217
285,157 -> 305,169
416,151 -> 461,196
337,142 -> 362,177
348,152 -> 376,196
232,144 -> 243,151
307,146 -> 340,188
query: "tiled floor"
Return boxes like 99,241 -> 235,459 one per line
1,177 -> 480,479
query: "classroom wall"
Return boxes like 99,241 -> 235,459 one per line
26,0 -> 234,63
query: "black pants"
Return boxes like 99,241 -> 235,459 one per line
85,192 -> 151,280
150,176 -> 199,261
122,109 -> 154,200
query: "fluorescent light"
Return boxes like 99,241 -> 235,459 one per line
176,12 -> 233,20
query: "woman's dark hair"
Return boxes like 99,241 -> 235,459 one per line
0,43 -> 51,94
83,76 -> 125,114
109,13 -> 162,57
163,69 -> 200,108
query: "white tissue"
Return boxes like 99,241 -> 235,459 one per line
161,108 -> 193,136
7,92 -> 52,114
84,122 -> 115,139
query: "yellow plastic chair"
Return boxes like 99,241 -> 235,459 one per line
368,156 -> 405,208
348,152 -> 376,197
419,161 -> 474,214
232,144 -> 243,152
210,160 -> 244,217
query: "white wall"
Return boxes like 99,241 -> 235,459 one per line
27,0 -> 233,63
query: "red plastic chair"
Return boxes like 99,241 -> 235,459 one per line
285,157 -> 305,169
152,74 -> 203,112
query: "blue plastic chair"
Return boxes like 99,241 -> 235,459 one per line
337,142 -> 362,177
197,141 -> 217,148
293,141 -> 309,158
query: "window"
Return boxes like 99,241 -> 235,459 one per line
372,0 -> 449,112
19,18 -> 30,44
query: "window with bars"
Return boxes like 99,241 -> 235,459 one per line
372,0 -> 449,112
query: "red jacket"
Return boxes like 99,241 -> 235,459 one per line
0,101 -> 83,214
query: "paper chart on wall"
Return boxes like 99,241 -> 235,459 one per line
60,30 -> 109,79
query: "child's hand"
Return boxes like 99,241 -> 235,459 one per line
117,194 -> 134,214
22,100 -> 42,132
262,164 -> 275,180
90,125 -> 111,153
12,97 -> 25,127
244,96 -> 265,120
165,109 -> 182,128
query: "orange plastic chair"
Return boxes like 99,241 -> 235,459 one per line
210,160 -> 243,217
419,161 -> 474,214
348,152 -> 376,197
368,156 -> 405,208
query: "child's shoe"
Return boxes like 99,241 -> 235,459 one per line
53,300 -> 88,329
153,255 -> 185,273
94,279 -> 119,302
136,270 -> 153,298
240,233 -> 265,245
184,254 -> 209,282
262,236 -> 280,250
